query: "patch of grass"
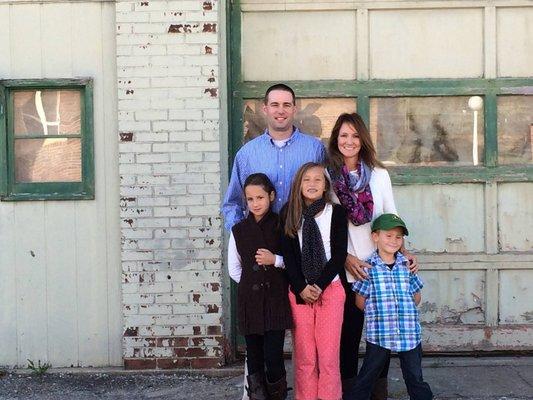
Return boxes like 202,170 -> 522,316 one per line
27,359 -> 51,376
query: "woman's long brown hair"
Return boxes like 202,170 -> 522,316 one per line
284,162 -> 330,238
327,113 -> 384,174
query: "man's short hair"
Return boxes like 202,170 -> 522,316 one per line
264,83 -> 296,105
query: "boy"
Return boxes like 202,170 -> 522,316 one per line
345,213 -> 433,400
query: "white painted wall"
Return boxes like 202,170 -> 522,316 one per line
0,1 -> 122,368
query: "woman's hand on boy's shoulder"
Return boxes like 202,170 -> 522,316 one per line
345,254 -> 371,280
403,251 -> 419,274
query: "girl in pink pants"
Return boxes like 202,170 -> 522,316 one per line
281,163 -> 348,400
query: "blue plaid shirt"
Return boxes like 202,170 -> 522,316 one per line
352,251 -> 424,352
221,128 -> 326,230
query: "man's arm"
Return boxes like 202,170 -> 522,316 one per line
221,156 -> 247,231
413,291 -> 421,306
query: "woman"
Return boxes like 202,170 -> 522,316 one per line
326,113 -> 417,399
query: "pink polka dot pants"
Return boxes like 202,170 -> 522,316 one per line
289,280 -> 346,400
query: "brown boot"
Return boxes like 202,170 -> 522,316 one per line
371,377 -> 388,400
246,372 -> 268,400
265,374 -> 288,400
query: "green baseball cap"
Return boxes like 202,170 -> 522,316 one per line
371,213 -> 409,235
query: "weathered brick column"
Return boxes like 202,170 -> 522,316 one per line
116,0 -> 224,369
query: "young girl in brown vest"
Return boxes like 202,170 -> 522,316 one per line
228,173 -> 293,400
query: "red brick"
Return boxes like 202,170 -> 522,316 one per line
174,347 -> 208,358
190,358 -> 222,369
157,358 -> 190,369
156,337 -> 189,347
123,327 -> 138,337
207,325 -> 221,335
124,358 -> 156,370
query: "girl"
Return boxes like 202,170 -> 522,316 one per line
281,162 -> 348,400
228,173 -> 292,400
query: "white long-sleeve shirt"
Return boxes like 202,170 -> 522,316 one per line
227,232 -> 285,283
328,167 -> 397,281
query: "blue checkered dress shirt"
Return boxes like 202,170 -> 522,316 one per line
352,251 -> 424,352
221,128 -> 326,230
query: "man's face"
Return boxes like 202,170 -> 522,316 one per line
262,89 -> 296,134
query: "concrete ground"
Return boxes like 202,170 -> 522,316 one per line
0,356 -> 532,399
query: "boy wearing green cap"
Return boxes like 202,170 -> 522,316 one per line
345,213 -> 433,400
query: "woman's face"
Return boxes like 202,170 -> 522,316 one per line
337,122 -> 361,162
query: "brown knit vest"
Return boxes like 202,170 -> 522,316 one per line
232,211 -> 293,335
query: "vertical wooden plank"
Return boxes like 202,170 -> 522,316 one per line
14,203 -> 48,366
72,2 -> 110,366
485,268 -> 499,327
40,2 -> 79,367
0,203 -> 18,366
44,203 -> 79,366
484,6 -> 497,79
10,3 -> 42,79
0,5 -> 11,76
10,3 -> 46,367
101,1 -> 123,366
0,4 -> 8,198
356,8 -> 369,81
41,2 -> 73,78
484,182 -> 498,254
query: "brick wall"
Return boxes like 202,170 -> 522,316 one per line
116,0 -> 224,369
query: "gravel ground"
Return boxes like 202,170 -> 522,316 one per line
1,357 -> 532,400
0,371 -> 243,400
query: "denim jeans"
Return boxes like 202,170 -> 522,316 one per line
344,341 -> 433,400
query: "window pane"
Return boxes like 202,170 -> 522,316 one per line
498,95 -> 533,165
13,90 -> 81,136
242,98 -> 356,143
370,96 -> 484,166
14,138 -> 82,182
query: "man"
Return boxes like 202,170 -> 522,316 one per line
222,84 -> 326,400
222,83 -> 326,231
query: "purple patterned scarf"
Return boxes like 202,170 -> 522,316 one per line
328,162 -> 374,226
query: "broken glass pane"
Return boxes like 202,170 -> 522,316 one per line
498,95 -> 533,165
242,98 -> 356,144
370,96 -> 485,166
14,138 -> 82,182
13,90 -> 81,136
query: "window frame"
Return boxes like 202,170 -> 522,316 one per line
0,78 -> 94,201
231,78 -> 533,185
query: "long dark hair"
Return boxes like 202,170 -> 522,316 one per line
284,162 -> 330,238
328,113 -> 384,174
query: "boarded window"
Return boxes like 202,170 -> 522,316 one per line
497,95 -> 533,165
13,90 -> 82,183
0,79 -> 94,201
370,96 -> 485,167
242,98 -> 357,143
